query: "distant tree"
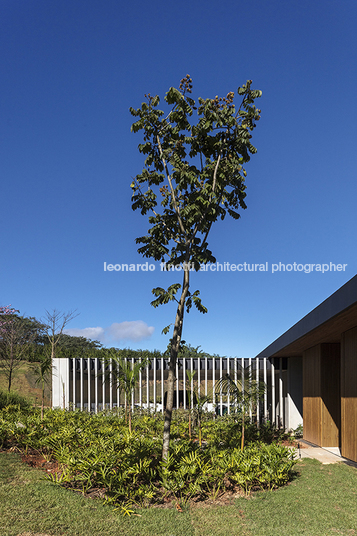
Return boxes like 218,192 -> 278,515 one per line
0,308 -> 38,392
56,334 -> 102,358
42,309 -> 79,362
130,76 -> 262,459
41,309 -> 79,405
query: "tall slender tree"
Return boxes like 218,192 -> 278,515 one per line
0,307 -> 39,392
42,309 -> 78,405
130,76 -> 262,459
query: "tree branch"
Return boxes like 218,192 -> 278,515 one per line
156,135 -> 187,238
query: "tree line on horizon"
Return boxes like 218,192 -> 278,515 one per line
0,305 -> 224,392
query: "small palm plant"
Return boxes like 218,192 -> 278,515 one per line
104,351 -> 149,433
186,369 -> 196,440
193,391 -> 211,446
31,352 -> 52,419
186,369 -> 211,446
216,364 -> 266,450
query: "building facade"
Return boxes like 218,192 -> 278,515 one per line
257,274 -> 357,463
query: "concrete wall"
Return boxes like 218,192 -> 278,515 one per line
287,357 -> 303,430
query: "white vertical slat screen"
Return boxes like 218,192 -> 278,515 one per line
60,356 -> 284,428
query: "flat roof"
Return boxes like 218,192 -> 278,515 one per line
257,275 -> 357,358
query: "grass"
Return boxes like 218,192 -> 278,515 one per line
1,453 -> 357,536
0,452 -> 194,536
0,363 -> 51,407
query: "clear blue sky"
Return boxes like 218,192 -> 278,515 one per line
1,0 -> 356,357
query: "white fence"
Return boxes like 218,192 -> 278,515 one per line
52,356 -> 303,430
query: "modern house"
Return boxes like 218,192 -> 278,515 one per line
257,274 -> 357,463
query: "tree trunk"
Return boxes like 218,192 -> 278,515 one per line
8,341 -> 14,392
41,379 -> 45,420
162,266 -> 190,461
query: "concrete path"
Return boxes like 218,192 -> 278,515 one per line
293,440 -> 357,466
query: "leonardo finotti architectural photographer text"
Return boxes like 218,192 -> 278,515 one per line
104,261 -> 347,274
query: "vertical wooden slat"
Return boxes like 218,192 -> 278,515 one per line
341,329 -> 357,461
94,358 -> 98,414
153,357 -> 157,412
241,357 -> 245,414
248,357 -> 252,422
146,361 -> 150,409
131,357 -> 135,411
219,356 -> 223,416
263,358 -> 267,421
88,358 -> 91,412
161,357 -> 164,414
212,357 -> 215,414
102,360 -> 106,411
256,356 -> 259,426
191,357 -> 194,410
72,358 -> 76,409
303,345 -> 321,445
227,358 -> 230,415
80,358 -> 84,411
279,358 -> 283,428
109,359 -> 113,410
271,358 -> 275,425
176,360 -> 179,408
183,359 -> 186,409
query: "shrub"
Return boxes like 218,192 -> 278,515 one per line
0,389 -> 32,412
1,407 -> 298,509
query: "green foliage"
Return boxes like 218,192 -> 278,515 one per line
1,407 -> 297,511
0,389 -> 32,411
130,75 -> 262,314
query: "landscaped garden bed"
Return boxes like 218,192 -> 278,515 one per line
0,394 -> 298,513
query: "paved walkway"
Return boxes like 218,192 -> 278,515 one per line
293,440 -> 357,466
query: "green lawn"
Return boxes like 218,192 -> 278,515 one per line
1,452 -> 357,536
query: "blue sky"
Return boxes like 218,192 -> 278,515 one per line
1,0 -> 356,357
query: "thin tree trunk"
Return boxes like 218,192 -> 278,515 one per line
8,342 -> 14,392
162,266 -> 190,461
241,410 -> 245,451
162,366 -> 175,459
41,379 -> 45,420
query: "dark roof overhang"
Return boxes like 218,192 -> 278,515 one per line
256,275 -> 357,358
